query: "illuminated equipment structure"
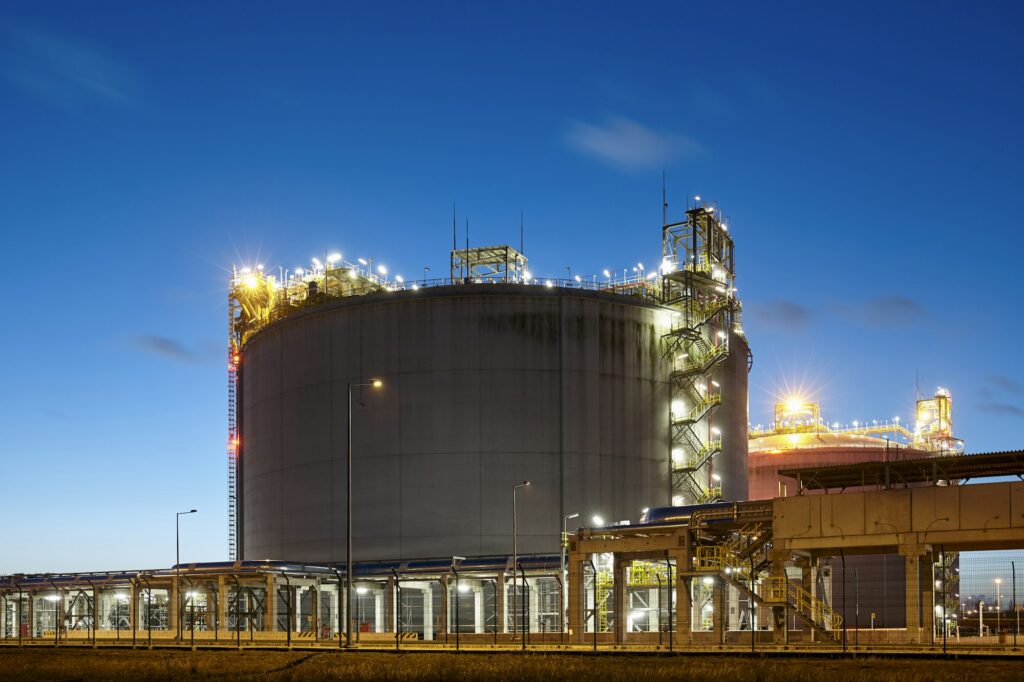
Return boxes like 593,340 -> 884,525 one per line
660,201 -> 750,506
450,245 -> 527,283
750,387 -> 964,457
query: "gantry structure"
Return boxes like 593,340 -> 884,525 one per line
659,202 -> 741,505
450,245 -> 527,283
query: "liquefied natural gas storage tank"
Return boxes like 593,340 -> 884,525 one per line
235,278 -> 677,563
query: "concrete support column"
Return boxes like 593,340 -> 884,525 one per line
496,573 -> 506,635
264,575 -> 275,632
310,587 -> 320,638
439,579 -> 448,641
648,588 -> 660,631
921,553 -> 935,642
422,586 -> 434,641
217,577 -> 229,634
769,549 -> 789,644
672,541 -> 693,645
527,579 -> 539,634
331,586 -> 341,639
613,559 -> 626,643
169,579 -> 179,636
712,580 -> 725,644
567,558 -> 582,643
385,578 -> 395,633
797,558 -> 816,642
128,583 -> 137,634
676,575 -> 692,643
473,586 -> 484,634
374,591 -> 383,633
901,545 -> 925,644
728,581 -> 740,631
93,587 -> 103,635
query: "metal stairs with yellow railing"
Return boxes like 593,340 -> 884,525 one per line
696,533 -> 842,644
760,577 -> 842,643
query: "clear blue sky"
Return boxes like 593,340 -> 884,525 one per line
1,2 -> 1022,574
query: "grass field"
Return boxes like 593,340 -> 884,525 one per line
0,649 -> 1014,681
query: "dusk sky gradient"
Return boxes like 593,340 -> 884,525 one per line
1,2 -> 1022,574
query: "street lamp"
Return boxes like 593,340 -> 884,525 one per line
346,378 -> 383,648
512,481 -> 530,639
452,556 -> 465,650
175,509 -> 197,639
562,512 -> 579,631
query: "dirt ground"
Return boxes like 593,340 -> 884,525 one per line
0,648 -> 1011,681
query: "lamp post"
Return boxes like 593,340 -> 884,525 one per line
346,378 -> 383,648
452,556 -> 464,651
561,512 -> 579,631
175,509 -> 197,639
512,481 -> 530,639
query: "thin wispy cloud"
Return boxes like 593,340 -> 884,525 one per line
1,23 -> 143,107
747,299 -> 814,333
566,116 -> 700,172
988,374 -> 1022,395
136,335 -> 198,363
982,402 -> 1024,419
837,295 -> 927,328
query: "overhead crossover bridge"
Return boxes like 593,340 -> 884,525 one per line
778,449 -> 1024,493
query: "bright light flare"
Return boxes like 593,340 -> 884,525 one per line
783,397 -> 807,415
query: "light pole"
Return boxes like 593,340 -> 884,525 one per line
452,556 -> 464,651
996,578 -> 1003,636
346,378 -> 383,648
176,509 -> 197,639
512,481 -> 530,639
561,512 -> 579,631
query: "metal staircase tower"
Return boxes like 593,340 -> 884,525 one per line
660,201 -> 739,505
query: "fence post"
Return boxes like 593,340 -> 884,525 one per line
1013,561 -> 1018,649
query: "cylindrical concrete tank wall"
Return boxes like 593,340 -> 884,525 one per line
716,331 -> 750,502
240,284 -> 681,564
